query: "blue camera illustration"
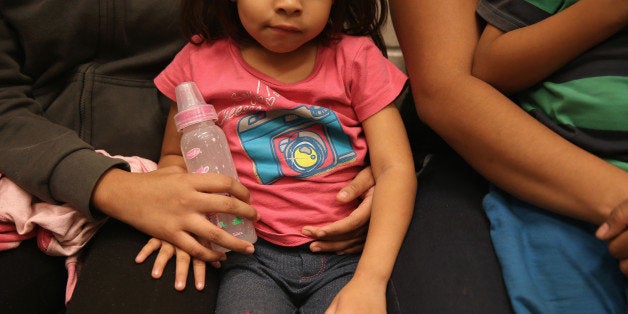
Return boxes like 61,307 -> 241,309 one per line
238,105 -> 357,184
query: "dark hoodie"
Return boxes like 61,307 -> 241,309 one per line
0,0 -> 186,219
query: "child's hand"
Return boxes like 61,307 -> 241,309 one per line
135,237 -> 220,291
596,200 -> 628,277
325,277 -> 386,314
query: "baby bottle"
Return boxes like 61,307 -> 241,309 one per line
174,81 -> 257,252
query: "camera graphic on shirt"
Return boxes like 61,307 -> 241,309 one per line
238,105 -> 356,184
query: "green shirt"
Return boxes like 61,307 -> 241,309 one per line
477,0 -> 628,170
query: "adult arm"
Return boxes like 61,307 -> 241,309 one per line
95,104 -> 259,263
0,13 -> 258,261
472,0 -> 628,94
0,12 -> 124,218
389,0 -> 628,225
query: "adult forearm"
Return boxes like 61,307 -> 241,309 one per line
391,0 -> 628,224
0,13 -> 112,217
422,77 -> 628,224
0,81 -> 125,219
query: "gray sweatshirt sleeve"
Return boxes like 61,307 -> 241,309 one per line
0,13 -> 128,220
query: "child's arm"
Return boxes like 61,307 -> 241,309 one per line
327,104 -> 417,313
472,0 -> 628,94
157,104 -> 187,169
137,104 -> 381,290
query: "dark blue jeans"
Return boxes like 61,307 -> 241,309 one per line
216,238 -> 360,314
485,188 -> 627,313
386,151 -> 513,313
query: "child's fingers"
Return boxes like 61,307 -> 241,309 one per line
192,258 -> 207,290
135,238 -> 163,263
174,248 -> 191,291
152,242 -> 175,279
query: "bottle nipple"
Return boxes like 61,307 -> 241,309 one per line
174,82 -> 218,131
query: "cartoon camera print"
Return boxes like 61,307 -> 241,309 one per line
238,105 -> 357,185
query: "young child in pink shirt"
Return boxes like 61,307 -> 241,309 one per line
138,0 -> 416,312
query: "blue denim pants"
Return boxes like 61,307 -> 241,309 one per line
484,187 -> 628,314
216,238 -> 360,314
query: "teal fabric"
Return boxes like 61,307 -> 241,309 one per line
524,0 -> 576,14
484,188 -> 628,314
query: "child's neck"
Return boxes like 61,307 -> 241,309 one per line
239,42 -> 318,84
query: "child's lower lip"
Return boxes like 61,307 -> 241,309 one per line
269,26 -> 300,34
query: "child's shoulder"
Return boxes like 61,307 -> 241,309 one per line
327,35 -> 381,60
333,35 -> 377,50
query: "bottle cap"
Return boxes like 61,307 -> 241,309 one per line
174,81 -> 218,131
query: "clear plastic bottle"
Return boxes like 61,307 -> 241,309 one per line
174,81 -> 257,252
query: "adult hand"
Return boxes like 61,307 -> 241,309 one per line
93,166 -> 258,262
596,200 -> 628,277
302,166 -> 374,254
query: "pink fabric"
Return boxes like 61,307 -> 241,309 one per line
0,151 -> 157,303
0,222 -> 36,250
64,255 -> 81,304
155,35 -> 407,246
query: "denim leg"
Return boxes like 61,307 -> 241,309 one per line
298,252 -> 359,313
216,243 -> 296,314
484,188 -> 628,314
216,239 -> 359,314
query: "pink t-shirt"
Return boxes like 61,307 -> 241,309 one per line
155,35 -> 407,246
